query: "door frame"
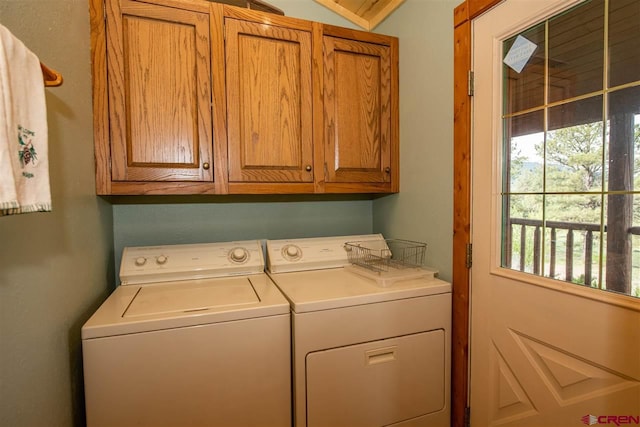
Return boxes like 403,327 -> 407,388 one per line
452,1 -> 503,427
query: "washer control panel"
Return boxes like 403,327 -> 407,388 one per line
120,240 -> 264,285
266,234 -> 384,273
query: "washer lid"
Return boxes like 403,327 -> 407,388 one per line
268,268 -> 451,313
123,277 -> 259,318
81,273 -> 289,339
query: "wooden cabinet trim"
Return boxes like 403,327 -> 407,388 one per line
312,22 -> 326,193
322,23 -> 395,46
228,182 -> 315,194
210,2 -> 229,193
126,0 -> 210,12
90,0 -> 111,195
223,4 -> 314,31
389,35 -> 400,193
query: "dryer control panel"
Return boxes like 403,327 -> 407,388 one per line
266,234 -> 384,273
120,240 -> 265,285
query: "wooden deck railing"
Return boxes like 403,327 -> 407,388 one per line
505,218 -> 640,285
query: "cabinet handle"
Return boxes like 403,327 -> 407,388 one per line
305,165 -> 312,172
203,162 -> 210,170
384,167 -> 391,173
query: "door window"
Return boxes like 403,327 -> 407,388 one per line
501,0 -> 640,298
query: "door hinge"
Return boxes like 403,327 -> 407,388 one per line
465,243 -> 473,269
464,406 -> 471,427
468,70 -> 474,97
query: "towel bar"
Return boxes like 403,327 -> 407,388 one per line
40,62 -> 62,87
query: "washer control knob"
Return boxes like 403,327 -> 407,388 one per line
156,255 -> 168,265
230,248 -> 248,263
282,244 -> 302,261
135,257 -> 147,267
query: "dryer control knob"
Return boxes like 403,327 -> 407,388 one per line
156,255 -> 168,265
230,248 -> 248,263
134,257 -> 147,267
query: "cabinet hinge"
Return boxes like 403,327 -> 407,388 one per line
465,243 -> 472,269
468,70 -> 474,97
464,406 -> 471,427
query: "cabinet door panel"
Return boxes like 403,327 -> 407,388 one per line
226,18 -> 313,183
324,36 -> 391,184
108,1 -> 213,181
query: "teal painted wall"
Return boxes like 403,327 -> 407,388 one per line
373,0 -> 457,281
0,2 -> 114,426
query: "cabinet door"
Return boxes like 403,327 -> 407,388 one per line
323,36 -> 393,185
107,0 -> 213,181
225,18 -> 314,183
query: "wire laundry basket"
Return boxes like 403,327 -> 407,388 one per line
344,239 -> 427,273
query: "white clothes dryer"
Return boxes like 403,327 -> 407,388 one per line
266,235 -> 452,427
82,240 -> 291,427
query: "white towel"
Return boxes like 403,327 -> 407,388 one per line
0,24 -> 51,216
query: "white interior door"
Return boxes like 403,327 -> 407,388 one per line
470,1 -> 640,426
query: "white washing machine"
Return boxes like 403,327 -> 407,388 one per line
81,240 -> 291,427
266,234 -> 452,427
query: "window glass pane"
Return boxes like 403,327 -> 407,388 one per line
603,194 -> 636,295
502,194 -> 543,272
606,86 -> 640,191
504,111 -> 544,193
547,97 -> 604,192
548,0 -> 604,103
500,0 -> 639,298
503,24 -> 545,115
608,0 -> 640,87
544,194 -> 602,287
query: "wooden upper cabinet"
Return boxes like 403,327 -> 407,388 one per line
92,0 -> 398,194
225,17 -> 314,184
322,30 -> 399,192
106,0 -> 214,182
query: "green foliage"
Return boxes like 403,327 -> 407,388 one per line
509,121 -> 639,225
545,123 -> 604,191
